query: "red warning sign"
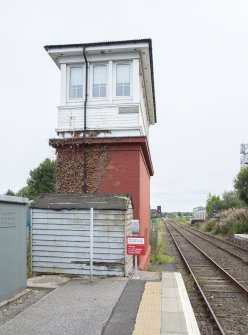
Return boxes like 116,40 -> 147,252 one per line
127,236 -> 146,256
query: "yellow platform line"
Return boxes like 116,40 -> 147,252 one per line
132,282 -> 161,335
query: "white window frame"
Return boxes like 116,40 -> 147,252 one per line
89,63 -> 108,100
113,61 -> 132,100
66,64 -> 84,102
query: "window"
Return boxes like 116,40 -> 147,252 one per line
93,65 -> 107,97
116,64 -> 130,96
69,66 -> 83,99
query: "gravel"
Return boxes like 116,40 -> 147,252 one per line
0,289 -> 51,327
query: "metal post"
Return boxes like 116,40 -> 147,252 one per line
30,208 -> 33,276
90,208 -> 93,283
155,221 -> 158,251
133,255 -> 140,279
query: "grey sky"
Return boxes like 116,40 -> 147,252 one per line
0,0 -> 247,212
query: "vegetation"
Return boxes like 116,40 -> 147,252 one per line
150,218 -> 174,266
5,158 -> 56,200
234,166 -> 248,206
206,191 -> 244,218
196,208 -> 248,236
5,189 -> 16,196
200,168 -> 248,236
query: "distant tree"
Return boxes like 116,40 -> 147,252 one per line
206,193 -> 223,217
26,158 -> 56,200
221,190 -> 244,209
14,158 -> 56,200
185,213 -> 190,221
16,186 -> 32,198
5,189 -> 16,196
177,212 -> 182,218
234,166 -> 248,206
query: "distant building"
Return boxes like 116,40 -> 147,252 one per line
45,39 -> 157,269
191,206 -> 206,223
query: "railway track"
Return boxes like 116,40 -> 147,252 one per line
165,220 -> 248,335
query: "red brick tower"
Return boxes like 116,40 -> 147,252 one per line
45,39 -> 157,269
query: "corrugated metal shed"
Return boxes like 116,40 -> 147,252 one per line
31,193 -> 133,277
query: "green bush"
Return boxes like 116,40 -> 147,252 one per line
204,219 -> 217,232
205,208 -> 248,236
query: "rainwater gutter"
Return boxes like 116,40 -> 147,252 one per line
83,47 -> 88,193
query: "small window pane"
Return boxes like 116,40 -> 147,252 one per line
116,64 -> 130,96
93,65 -> 107,97
69,67 -> 83,99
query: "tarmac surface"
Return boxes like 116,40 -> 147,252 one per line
0,271 -> 200,335
0,277 -> 128,335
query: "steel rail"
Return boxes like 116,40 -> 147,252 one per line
173,221 -> 248,263
165,222 -> 226,335
168,221 -> 248,296
185,222 -> 248,253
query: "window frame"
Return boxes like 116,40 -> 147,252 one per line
89,62 -> 108,100
67,64 -> 84,102
113,61 -> 132,99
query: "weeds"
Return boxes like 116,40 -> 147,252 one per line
201,208 -> 248,236
150,219 -> 174,265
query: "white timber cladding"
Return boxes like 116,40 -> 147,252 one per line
56,52 -> 149,137
57,105 -> 140,133
31,207 -> 133,276
139,78 -> 149,138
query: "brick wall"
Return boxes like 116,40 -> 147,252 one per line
50,137 -> 153,270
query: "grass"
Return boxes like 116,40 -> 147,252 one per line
150,218 -> 174,267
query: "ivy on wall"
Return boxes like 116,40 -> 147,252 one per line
50,134 -> 118,194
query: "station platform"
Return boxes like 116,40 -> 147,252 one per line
234,233 -> 248,241
132,272 -> 200,335
1,272 -> 200,335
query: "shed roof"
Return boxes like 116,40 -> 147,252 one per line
0,195 -> 29,205
31,193 -> 132,211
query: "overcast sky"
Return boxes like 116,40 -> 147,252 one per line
0,0 -> 247,212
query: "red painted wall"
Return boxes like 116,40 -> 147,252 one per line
50,136 -> 154,270
138,151 -> 151,269
99,142 -> 151,269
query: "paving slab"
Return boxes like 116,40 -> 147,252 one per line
161,272 -> 200,335
27,275 -> 70,289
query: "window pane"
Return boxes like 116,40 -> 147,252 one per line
116,64 -> 130,96
69,67 -> 83,99
93,65 -> 107,97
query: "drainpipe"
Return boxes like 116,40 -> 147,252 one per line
83,47 -> 89,193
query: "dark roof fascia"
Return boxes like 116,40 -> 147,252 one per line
44,38 -> 157,123
31,193 -> 132,211
44,38 -> 152,51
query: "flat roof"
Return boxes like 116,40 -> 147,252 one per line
0,195 -> 29,205
31,193 -> 132,211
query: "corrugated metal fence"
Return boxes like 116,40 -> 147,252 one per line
32,207 -> 133,276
